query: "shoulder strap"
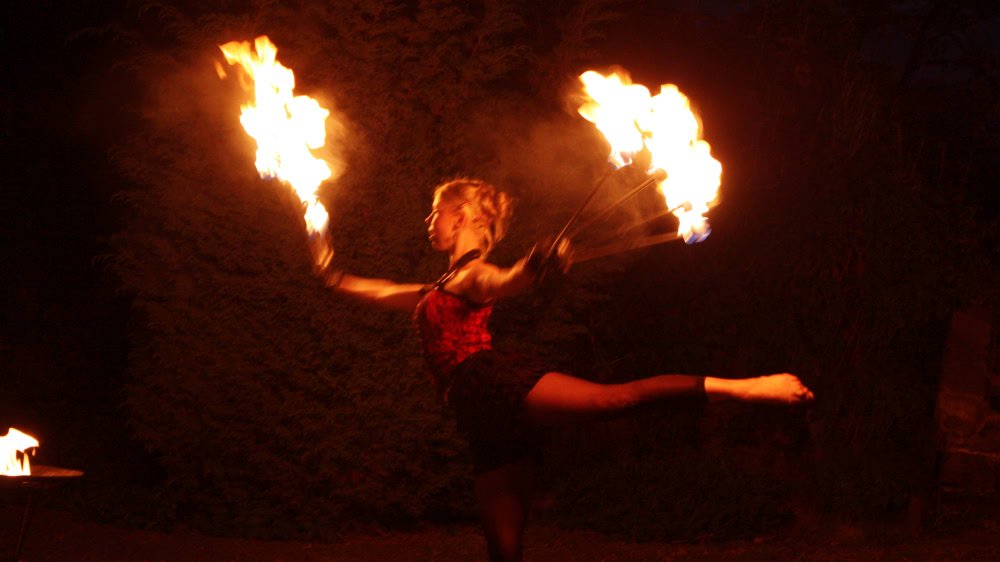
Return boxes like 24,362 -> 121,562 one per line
433,249 -> 482,289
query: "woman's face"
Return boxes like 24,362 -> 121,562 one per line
425,193 -> 465,251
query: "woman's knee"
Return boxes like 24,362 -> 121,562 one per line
592,384 -> 638,412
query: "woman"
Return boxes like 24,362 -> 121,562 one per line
310,178 -> 814,562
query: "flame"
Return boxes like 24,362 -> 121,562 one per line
1,428 -> 39,476
578,70 -> 721,243
219,36 -> 336,234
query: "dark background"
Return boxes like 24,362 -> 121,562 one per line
2,0 -> 998,541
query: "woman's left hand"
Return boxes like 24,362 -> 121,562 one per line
525,236 -> 574,281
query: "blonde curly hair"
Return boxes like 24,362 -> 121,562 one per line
434,178 -> 514,256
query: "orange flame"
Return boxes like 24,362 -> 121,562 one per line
219,36 -> 336,234
578,70 -> 721,242
1,428 -> 38,476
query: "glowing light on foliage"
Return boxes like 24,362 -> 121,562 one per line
218,36 -> 336,235
1,427 -> 38,476
578,70 -> 721,243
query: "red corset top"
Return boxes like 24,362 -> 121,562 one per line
413,288 -> 493,395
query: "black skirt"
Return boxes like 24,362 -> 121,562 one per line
447,349 -> 547,474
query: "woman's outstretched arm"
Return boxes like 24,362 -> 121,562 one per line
463,259 -> 535,302
322,270 -> 426,312
309,234 -> 425,312
462,239 -> 572,303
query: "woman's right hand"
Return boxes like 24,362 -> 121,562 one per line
308,231 -> 335,275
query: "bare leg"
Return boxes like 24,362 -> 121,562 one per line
523,372 -> 813,426
475,457 -> 534,562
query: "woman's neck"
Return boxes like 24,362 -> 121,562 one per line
448,231 -> 481,267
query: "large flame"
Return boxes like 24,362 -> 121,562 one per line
578,70 -> 721,242
219,36 -> 335,234
1,428 -> 39,476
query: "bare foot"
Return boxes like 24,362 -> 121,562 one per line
742,373 -> 814,405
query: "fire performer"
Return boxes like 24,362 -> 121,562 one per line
309,177 -> 813,562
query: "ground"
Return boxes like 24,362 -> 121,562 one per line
2,501 -> 998,561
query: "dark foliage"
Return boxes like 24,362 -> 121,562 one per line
95,0 -> 623,538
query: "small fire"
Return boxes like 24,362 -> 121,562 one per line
1,428 -> 39,476
218,36 -> 336,234
578,70 -> 721,242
